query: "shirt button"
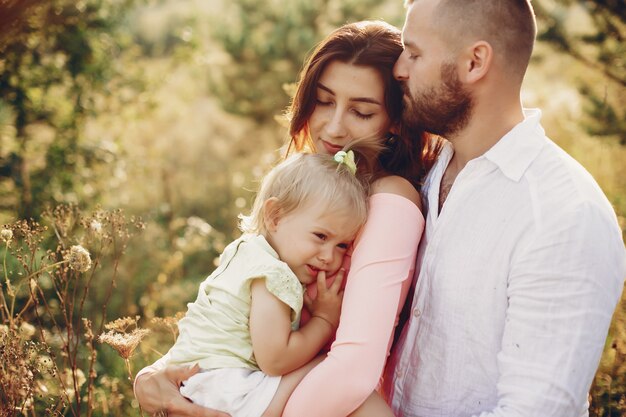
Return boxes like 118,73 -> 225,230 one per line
412,308 -> 421,318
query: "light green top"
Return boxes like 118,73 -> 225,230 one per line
166,233 -> 304,370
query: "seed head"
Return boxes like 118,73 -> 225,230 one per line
1,228 -> 12,243
99,328 -> 151,359
89,220 -> 103,234
66,245 -> 92,273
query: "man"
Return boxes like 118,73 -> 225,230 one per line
383,0 -> 626,416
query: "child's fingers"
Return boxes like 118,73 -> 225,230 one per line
316,269 -> 327,293
329,268 -> 345,293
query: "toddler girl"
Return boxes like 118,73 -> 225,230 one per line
164,150 -> 369,417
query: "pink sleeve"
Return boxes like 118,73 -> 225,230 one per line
283,193 -> 423,417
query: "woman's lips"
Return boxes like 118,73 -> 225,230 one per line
319,139 -> 343,154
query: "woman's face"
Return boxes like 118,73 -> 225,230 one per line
308,61 -> 392,155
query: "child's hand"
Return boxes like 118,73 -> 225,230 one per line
303,268 -> 345,330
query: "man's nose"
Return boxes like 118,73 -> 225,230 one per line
394,53 -> 409,81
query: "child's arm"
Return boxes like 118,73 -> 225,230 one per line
249,270 -> 344,376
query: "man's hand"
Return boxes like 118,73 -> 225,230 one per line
134,364 -> 231,417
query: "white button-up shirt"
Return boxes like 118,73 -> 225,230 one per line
384,109 -> 626,417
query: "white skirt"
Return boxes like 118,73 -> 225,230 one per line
180,368 -> 281,417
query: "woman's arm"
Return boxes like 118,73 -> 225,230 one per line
283,178 -> 424,417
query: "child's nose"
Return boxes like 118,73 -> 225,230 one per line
317,245 -> 334,265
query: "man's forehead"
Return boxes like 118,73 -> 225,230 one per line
404,0 -> 435,29
402,2 -> 429,40
403,0 -> 445,43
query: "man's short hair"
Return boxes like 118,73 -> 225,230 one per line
410,0 -> 537,80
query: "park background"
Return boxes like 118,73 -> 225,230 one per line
0,0 -> 624,416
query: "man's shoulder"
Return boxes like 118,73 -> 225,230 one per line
525,138 -> 616,222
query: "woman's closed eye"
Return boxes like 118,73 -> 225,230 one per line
352,109 -> 374,120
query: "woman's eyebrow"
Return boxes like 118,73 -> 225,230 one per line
317,83 -> 382,105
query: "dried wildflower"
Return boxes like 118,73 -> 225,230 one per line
36,355 -> 55,373
83,318 -> 95,342
150,316 -> 181,328
151,315 -> 182,340
0,330 -> 44,413
1,228 -> 12,243
65,245 -> 92,273
89,220 -> 103,234
104,316 -> 140,332
99,328 -> 150,360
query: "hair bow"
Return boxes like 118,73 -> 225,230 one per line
333,150 -> 357,175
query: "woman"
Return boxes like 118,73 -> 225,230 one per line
135,20 -> 441,417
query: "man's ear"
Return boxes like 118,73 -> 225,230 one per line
262,198 -> 281,232
460,40 -> 492,84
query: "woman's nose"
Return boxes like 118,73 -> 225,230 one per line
325,109 -> 348,139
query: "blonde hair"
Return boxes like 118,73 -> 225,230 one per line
240,152 -> 368,237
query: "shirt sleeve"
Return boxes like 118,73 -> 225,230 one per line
474,201 -> 626,417
283,193 -> 424,417
256,264 -> 303,324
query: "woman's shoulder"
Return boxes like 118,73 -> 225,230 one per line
370,175 -> 422,212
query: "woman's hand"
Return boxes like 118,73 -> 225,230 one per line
304,269 -> 345,329
134,364 -> 231,417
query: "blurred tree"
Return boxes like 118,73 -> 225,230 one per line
535,0 -> 625,144
0,0 -> 141,219
207,0 -> 402,123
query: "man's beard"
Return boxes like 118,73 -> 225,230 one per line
401,62 -> 473,138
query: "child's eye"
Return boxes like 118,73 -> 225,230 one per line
314,233 -> 327,241
337,242 -> 350,250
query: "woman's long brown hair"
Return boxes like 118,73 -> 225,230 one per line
285,20 -> 442,190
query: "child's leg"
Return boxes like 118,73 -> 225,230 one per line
347,391 -> 395,417
261,355 -> 325,417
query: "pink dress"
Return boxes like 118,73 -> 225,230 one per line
282,193 -> 423,417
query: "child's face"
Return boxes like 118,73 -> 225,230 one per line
266,202 -> 359,285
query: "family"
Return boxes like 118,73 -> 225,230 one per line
134,0 -> 626,416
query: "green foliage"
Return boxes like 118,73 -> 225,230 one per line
0,0 -> 142,219
535,0 -> 626,144
208,0 -> 401,122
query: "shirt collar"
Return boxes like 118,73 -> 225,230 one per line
244,233 -> 280,259
483,108 -> 546,182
